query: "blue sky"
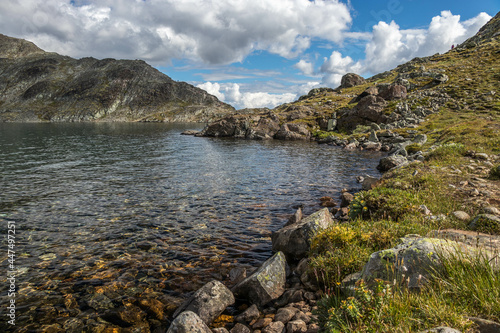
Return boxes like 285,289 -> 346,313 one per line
0,0 -> 498,109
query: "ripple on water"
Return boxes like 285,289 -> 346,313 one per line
0,122 -> 382,332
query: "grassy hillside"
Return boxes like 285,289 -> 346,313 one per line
300,13 -> 500,333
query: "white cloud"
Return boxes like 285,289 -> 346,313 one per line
294,59 -> 315,76
0,0 -> 352,65
317,11 -> 492,87
197,81 -> 320,109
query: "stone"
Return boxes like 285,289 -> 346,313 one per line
418,327 -> 461,333
230,323 -> 251,333
87,293 -> 114,311
482,206 -> 500,216
285,207 -> 303,227
452,211 -> 470,221
378,84 -> 407,100
361,235 -> 494,290
340,192 -> 354,208
213,328 -> 230,333
377,154 -> 408,172
272,208 -> 335,260
368,130 -> 379,142
475,153 -> 489,160
340,73 -> 366,88
361,175 -> 379,190
293,311 -> 311,324
274,307 -> 299,324
173,280 -> 235,325
468,214 -> 500,233
467,317 -> 500,333
235,304 -> 260,323
247,115 -> 281,140
200,116 -> 249,137
167,311 -> 212,333
286,320 -> 308,333
232,252 -> 287,306
274,123 -> 311,141
337,95 -> 388,132
229,267 -> 247,285
413,134 -> 428,145
262,321 -> 285,333
362,141 -> 382,151
252,317 -> 273,329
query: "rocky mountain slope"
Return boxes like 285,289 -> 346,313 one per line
0,34 -> 234,122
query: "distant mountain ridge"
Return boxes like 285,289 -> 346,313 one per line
0,34 -> 235,122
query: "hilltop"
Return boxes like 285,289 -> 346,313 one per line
0,34 -> 234,122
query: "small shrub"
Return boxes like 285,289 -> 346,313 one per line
490,164 -> 500,180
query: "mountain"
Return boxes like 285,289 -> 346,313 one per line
0,34 -> 235,122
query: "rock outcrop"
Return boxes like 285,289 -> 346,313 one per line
340,73 -> 366,88
0,34 -> 234,122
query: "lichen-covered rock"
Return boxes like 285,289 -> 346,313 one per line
232,252 -> 287,306
173,280 -> 234,325
361,235 -> 493,290
272,208 -> 335,260
167,311 -> 212,333
377,154 -> 408,172
200,116 -> 249,137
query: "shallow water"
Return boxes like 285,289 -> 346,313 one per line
0,123 -> 382,331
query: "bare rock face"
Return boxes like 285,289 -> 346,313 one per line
173,280 -> 235,325
272,208 -> 335,260
232,252 -> 287,307
337,95 -> 388,132
340,73 -> 366,88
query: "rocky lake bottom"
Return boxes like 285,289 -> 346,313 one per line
0,123 -> 383,332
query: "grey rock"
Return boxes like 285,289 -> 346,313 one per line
452,211 -> 470,221
275,307 -> 299,324
213,328 -> 230,333
232,252 -> 287,306
262,321 -> 285,333
413,134 -> 428,145
167,311 -> 212,333
286,320 -> 308,333
274,123 -> 311,141
272,208 -> 335,260
229,267 -> 247,285
173,280 -> 235,325
377,155 -> 408,172
368,130 -> 379,142
337,95 -> 388,132
361,175 -> 379,190
467,317 -> 500,333
362,141 -> 382,151
235,304 -> 260,323
361,236 -> 493,290
482,206 -> 500,216
285,207 -> 303,227
340,73 -> 366,88
340,192 -> 354,208
230,323 -> 251,333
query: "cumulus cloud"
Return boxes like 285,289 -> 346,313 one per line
294,59 -> 315,76
0,0 -> 352,65
197,81 -> 319,109
318,11 -> 492,88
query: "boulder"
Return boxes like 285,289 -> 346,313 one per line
274,123 -> 311,141
362,141 -> 382,151
361,175 -> 380,190
200,116 -> 248,137
377,154 -> 408,172
232,251 -> 287,306
247,115 -> 280,140
340,73 -> 366,88
337,95 -> 388,132
235,304 -> 260,323
173,280 -> 234,325
452,211 -> 470,221
285,207 -> 303,227
230,323 -> 251,333
272,208 -> 335,260
286,320 -> 308,333
361,235 -> 494,290
167,311 -> 212,333
378,84 -> 407,100
340,192 -> 354,208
